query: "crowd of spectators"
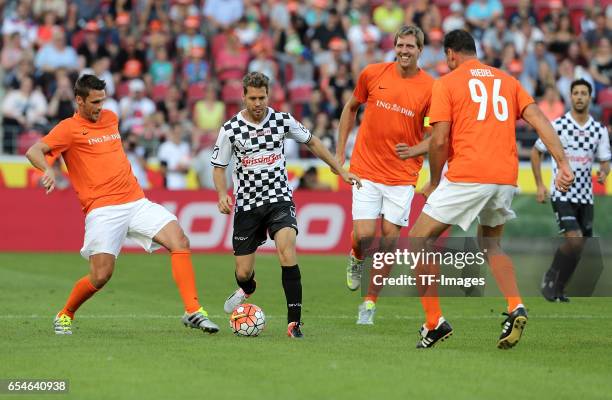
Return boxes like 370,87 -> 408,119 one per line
0,0 -> 610,190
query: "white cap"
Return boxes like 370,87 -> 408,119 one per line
450,2 -> 463,12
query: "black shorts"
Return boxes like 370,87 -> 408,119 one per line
551,200 -> 593,237
232,201 -> 298,256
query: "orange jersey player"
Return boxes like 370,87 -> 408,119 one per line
409,30 -> 574,349
335,25 -> 434,325
25,74 -> 219,335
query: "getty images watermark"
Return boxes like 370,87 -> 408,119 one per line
359,237 -> 609,297
371,248 -> 487,288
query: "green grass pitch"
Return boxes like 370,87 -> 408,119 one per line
1,252 -> 611,400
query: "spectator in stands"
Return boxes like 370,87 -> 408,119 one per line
442,2 -> 466,34
1,32 -> 25,72
567,41 -> 588,69
32,0 -> 67,21
35,10 -> 62,48
139,0 -> 170,32
524,40 -> 557,83
513,17 -> 544,56
534,60 -> 557,98
325,63 -> 353,117
419,28 -> 446,77
556,59 -> 595,107
583,13 -> 611,49
149,47 -> 174,85
158,124 -> 192,190
77,20 -> 110,68
235,16 -> 259,46
203,0 -> 244,32
176,15 -> 206,57
288,48 -> 315,89
34,30 -> 78,73
69,0 -> 102,27
589,37 -> 612,93
538,85 -> 565,121
113,35 -> 146,76
46,73 -> 75,125
509,0 -> 537,27
405,0 -> 441,31
182,46 -> 209,86
119,79 -> 156,134
157,85 -> 187,126
169,0 -> 200,26
465,0 -> 503,38
248,43 -> 277,85
304,0 -> 329,29
549,13 -> 575,58
311,112 -> 335,154
298,166 -> 332,191
215,32 -> 249,83
347,12 -> 381,57
2,1 -> 37,48
124,133 -> 150,189
311,9 -> 346,50
2,76 -> 48,154
482,17 -> 514,55
193,84 -> 225,150
373,0 -> 404,34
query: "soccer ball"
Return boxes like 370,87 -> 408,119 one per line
230,304 -> 266,337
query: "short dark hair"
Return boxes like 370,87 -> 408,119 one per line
570,78 -> 592,96
242,72 -> 269,95
74,74 -> 106,99
443,29 -> 477,55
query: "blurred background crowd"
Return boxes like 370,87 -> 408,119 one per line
0,0 -> 610,190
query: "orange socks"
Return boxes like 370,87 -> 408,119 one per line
59,276 -> 99,319
171,250 -> 201,313
488,253 -> 523,312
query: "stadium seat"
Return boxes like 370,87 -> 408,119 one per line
211,33 -> 228,59
270,83 -> 286,110
565,0 -> 594,9
598,87 -> 612,124
221,81 -> 244,103
17,131 -> 43,155
151,83 -> 170,102
115,81 -> 130,99
187,82 -> 207,105
501,0 -> 520,18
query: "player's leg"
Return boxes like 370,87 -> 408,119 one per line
128,199 -> 218,333
542,201 -> 585,302
55,205 -> 130,335
272,226 -> 304,338
477,185 -> 527,349
224,253 -> 257,313
224,206 -> 265,313
348,180 -> 382,290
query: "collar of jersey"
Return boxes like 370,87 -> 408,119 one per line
237,107 -> 272,129
565,111 -> 593,131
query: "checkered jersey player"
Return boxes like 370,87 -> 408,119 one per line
531,78 -> 611,302
211,72 -> 361,338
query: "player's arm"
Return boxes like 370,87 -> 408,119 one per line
427,121 -> 450,195
335,95 -> 362,166
210,127 -> 233,214
396,134 -> 431,159
522,104 -> 574,192
305,136 -> 362,188
596,126 -> 611,184
25,141 -> 56,194
530,145 -> 548,203
598,161 -> 610,184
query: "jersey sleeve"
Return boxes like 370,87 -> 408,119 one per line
428,79 -> 452,124
515,78 -> 535,118
353,66 -> 370,104
533,138 -> 548,153
596,125 -> 611,162
210,126 -> 232,167
286,114 -> 312,144
41,120 -> 73,154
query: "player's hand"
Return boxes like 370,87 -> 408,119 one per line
41,168 -> 56,194
597,168 -> 609,184
421,182 -> 437,199
555,163 -> 574,192
341,171 -> 362,189
395,143 -> 413,160
217,194 -> 233,214
536,184 -> 548,203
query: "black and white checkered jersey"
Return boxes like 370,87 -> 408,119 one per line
535,112 -> 611,204
211,107 -> 312,211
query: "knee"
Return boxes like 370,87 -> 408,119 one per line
170,231 -> 190,251
236,268 -> 252,281
278,246 -> 297,265
90,266 -> 113,288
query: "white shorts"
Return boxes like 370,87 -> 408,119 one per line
423,178 -> 517,231
80,198 -> 177,259
352,179 -> 415,227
